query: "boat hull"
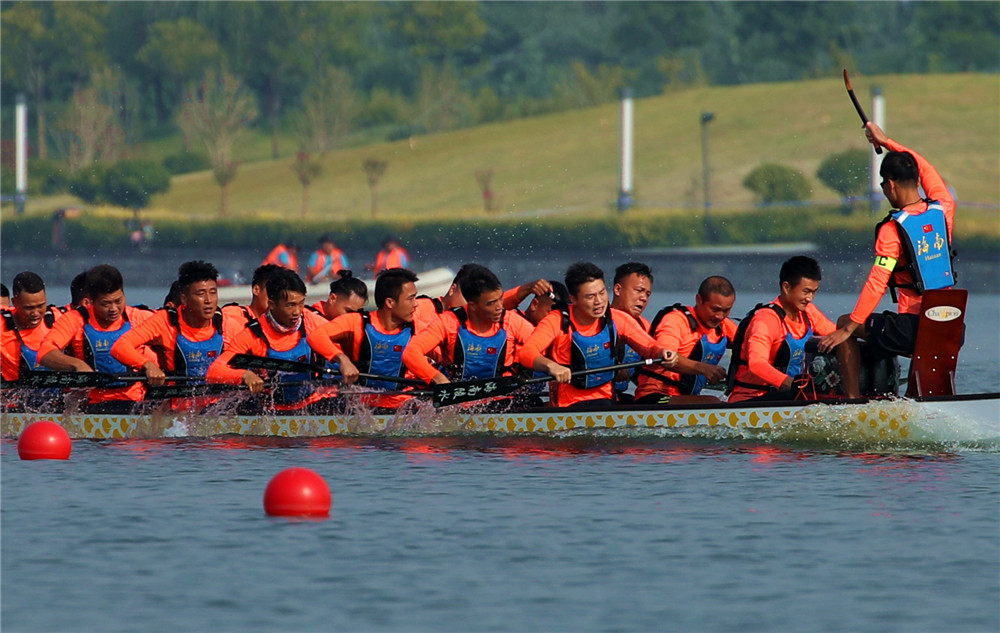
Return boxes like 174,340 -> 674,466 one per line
3,393 -> 997,450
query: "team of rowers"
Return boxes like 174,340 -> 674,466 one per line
0,122 -> 956,414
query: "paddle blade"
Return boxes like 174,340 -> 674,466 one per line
432,376 -> 521,407
18,371 -> 141,389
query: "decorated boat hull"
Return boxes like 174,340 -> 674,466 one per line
3,393 -> 997,451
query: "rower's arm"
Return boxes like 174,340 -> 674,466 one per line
402,316 -> 452,384
37,312 -> 92,372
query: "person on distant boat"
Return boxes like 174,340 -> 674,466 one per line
1,272 -> 64,383
304,235 -> 349,284
636,276 -> 738,404
373,235 -> 411,274
112,261 -> 238,388
413,263 -> 473,325
221,264 -> 282,329
0,283 -> 10,309
609,262 -> 654,402
306,270 -> 368,321
307,268 -> 426,412
261,240 -> 299,274
518,262 -> 677,409
818,123 -> 957,398
207,268 -> 332,411
403,264 -> 534,392
37,265 -> 156,412
727,257 -> 836,403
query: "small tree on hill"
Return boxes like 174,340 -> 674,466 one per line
363,157 -> 387,217
476,168 -> 494,212
292,151 -> 322,218
742,163 -> 811,204
102,159 -> 171,238
816,148 -> 870,214
178,70 -> 258,216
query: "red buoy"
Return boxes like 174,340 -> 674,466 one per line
263,467 -> 331,517
18,420 -> 72,460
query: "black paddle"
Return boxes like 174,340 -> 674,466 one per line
843,68 -> 882,155
228,353 -> 425,387
432,358 -> 668,407
14,371 -> 197,389
144,383 -> 240,400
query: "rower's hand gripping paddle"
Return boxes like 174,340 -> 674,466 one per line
843,68 -> 882,155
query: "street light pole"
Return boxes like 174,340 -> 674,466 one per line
700,111 -> 715,242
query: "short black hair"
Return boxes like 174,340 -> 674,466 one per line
880,151 -> 919,186
252,264 -> 282,288
265,268 -> 307,303
374,268 -> 418,308
177,260 -> 219,292
697,276 -> 735,300
162,280 -> 182,308
451,263 -> 478,287
779,256 -> 822,288
12,271 -> 45,296
85,264 -> 124,299
458,264 -> 502,303
329,270 -> 368,302
565,262 -> 604,296
0,283 -> 8,298
549,280 -> 570,304
613,262 -> 653,285
70,272 -> 88,305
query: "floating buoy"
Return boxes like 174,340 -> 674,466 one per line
263,467 -> 331,517
18,420 -> 72,460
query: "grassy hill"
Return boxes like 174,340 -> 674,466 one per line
5,73 -> 998,252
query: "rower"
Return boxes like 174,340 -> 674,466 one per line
307,268 -> 425,412
307,270 -> 368,320
207,268 -> 332,411
221,264 -> 281,329
414,263 -> 473,325
37,265 -> 155,413
635,276 -> 737,404
304,234 -> 349,284
609,262 -> 654,402
372,235 -> 411,274
818,122 -> 959,398
1,272 -> 63,382
517,262 -> 677,409
402,264 -> 534,397
501,278 -> 554,313
727,257 -> 837,403
261,239 -> 299,274
0,283 -> 9,308
112,261 -> 237,390
161,280 -> 183,310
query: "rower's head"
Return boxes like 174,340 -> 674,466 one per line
879,151 -> 920,208
0,283 -> 9,308
443,263 -> 476,309
285,240 -> 299,253
251,264 -> 282,311
324,270 -> 368,319
162,281 -> 182,310
565,262 -> 608,321
11,271 -> 47,330
319,234 -> 336,254
375,268 -> 419,323
612,262 -> 653,320
85,265 -> 126,327
459,264 -> 504,325
69,271 -> 89,308
778,256 -> 821,314
177,260 -> 219,320
265,268 -> 307,328
383,235 -> 401,250
694,276 -> 736,329
525,280 -> 568,326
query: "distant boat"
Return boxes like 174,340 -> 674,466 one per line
631,242 -> 818,257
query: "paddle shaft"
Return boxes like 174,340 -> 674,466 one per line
228,353 -> 424,386
11,371 -> 197,389
843,69 -> 882,154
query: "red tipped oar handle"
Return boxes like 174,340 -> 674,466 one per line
843,69 -> 882,154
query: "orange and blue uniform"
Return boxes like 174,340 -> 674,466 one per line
1,306 -> 62,382
261,244 -> 299,273
305,248 -> 348,283
374,247 -> 411,274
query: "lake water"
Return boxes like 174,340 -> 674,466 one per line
2,249 -> 998,632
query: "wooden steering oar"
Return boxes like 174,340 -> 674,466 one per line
843,68 -> 882,154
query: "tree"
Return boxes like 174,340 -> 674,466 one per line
102,159 -> 171,210
816,148 -> 870,214
295,65 -> 360,155
414,63 -> 471,132
137,19 -> 220,127
60,73 -> 126,173
742,164 -> 811,204
363,157 -> 387,217
291,152 -> 322,218
178,71 -> 258,216
476,169 -> 494,212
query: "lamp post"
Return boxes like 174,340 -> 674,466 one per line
617,87 -> 634,212
700,111 -> 716,242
